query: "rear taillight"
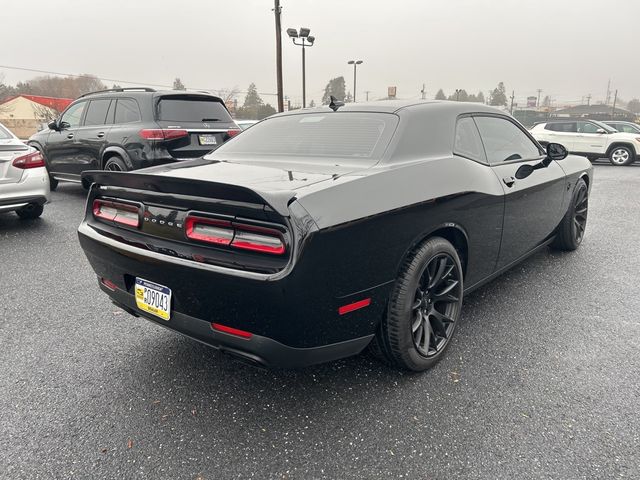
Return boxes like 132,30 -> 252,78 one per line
185,215 -> 286,255
226,129 -> 241,138
93,199 -> 140,227
139,129 -> 189,141
12,151 -> 46,169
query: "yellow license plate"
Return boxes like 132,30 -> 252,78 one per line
135,278 -> 171,321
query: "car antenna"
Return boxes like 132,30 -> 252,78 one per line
329,95 -> 345,112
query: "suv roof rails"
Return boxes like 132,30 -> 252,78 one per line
78,87 -> 157,98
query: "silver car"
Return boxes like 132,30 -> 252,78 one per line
0,122 -> 50,219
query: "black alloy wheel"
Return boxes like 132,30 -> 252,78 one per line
551,177 -> 589,251
411,253 -> 461,357
104,156 -> 128,172
371,236 -> 464,371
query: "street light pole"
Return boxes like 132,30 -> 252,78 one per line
273,0 -> 284,113
347,60 -> 363,102
287,28 -> 315,108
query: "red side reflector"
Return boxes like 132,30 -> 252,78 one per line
211,323 -> 253,339
100,277 -> 118,291
12,151 -> 46,169
139,129 -> 189,141
338,298 -> 371,315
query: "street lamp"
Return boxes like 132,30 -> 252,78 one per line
287,27 -> 315,108
347,60 -> 363,102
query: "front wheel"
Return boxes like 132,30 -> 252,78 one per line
371,237 -> 464,371
609,146 -> 634,166
551,178 -> 588,251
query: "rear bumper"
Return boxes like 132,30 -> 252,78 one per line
0,167 -> 50,212
101,281 -> 372,368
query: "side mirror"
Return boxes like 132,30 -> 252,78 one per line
546,142 -> 568,161
596,128 -> 606,134
58,121 -> 71,130
515,164 -> 535,179
48,120 -> 58,131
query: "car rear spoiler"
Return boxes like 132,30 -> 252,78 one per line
81,170 -> 296,217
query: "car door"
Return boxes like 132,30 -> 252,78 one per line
74,98 -> 112,173
575,121 -> 607,155
543,122 -> 577,151
474,115 -> 566,270
46,101 -> 86,176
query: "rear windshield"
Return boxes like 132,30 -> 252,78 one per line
210,112 -> 398,164
0,124 -> 13,139
157,96 -> 233,123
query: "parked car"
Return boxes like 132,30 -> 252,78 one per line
78,100 -> 592,371
603,120 -> 640,134
0,122 -> 50,219
530,118 -> 640,165
28,88 -> 241,190
235,120 -> 259,130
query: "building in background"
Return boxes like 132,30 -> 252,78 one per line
0,95 -> 73,138
550,104 -> 636,122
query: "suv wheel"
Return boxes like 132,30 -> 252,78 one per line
16,203 -> 44,220
104,156 -> 128,172
609,146 -> 634,166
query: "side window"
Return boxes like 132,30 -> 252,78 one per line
60,102 -> 86,128
114,99 -> 141,124
578,121 -> 600,134
454,117 -> 486,162
546,122 -> 576,133
83,99 -> 111,126
474,116 -> 542,164
621,124 -> 638,133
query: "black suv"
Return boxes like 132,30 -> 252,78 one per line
28,88 -> 240,190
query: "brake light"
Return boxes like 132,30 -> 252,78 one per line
185,215 -> 286,255
100,277 -> 118,291
227,128 -> 241,138
211,323 -> 252,339
12,151 -> 46,169
93,199 -> 140,227
139,129 -> 189,141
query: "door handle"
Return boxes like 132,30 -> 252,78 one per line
502,176 -> 516,187
97,132 -> 105,138
66,133 -> 74,139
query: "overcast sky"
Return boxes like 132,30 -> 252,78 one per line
2,0 -> 639,106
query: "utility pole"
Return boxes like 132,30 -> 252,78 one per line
510,90 -> 515,114
364,90 -> 371,101
421,83 -> 426,100
273,0 -> 284,112
612,89 -> 618,117
586,94 -> 591,106
536,89 -> 542,108
605,79 -> 611,105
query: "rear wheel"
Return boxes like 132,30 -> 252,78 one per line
104,156 -> 128,172
371,237 -> 463,371
16,203 -> 44,220
551,178 -> 588,251
608,146 -> 634,166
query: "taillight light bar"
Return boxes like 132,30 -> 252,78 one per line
185,215 -> 286,255
93,199 -> 141,227
226,128 -> 241,138
139,129 -> 189,141
12,151 -> 46,169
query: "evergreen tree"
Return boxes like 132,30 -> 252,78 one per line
435,89 -> 447,100
321,77 -> 346,104
173,78 -> 186,91
489,82 -> 508,106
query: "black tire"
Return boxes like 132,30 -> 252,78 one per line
608,146 -> 634,166
551,178 -> 588,251
104,156 -> 129,172
371,237 -> 464,371
16,203 -> 44,220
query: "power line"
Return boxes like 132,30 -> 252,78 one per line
0,64 -> 278,97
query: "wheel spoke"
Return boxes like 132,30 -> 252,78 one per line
432,309 -> 455,324
429,311 -> 448,339
428,257 -> 447,289
412,311 -> 422,332
435,279 -> 459,296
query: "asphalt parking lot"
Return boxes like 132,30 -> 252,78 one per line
1,163 -> 639,480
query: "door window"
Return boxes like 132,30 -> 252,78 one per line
577,121 -> 600,134
474,116 -> 542,164
620,124 -> 640,133
454,117 -> 486,162
545,122 -> 577,132
83,99 -> 111,126
60,102 -> 86,128
114,99 -> 141,124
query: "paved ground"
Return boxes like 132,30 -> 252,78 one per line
1,163 -> 639,480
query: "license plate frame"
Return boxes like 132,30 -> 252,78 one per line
134,278 -> 172,321
198,134 -> 218,146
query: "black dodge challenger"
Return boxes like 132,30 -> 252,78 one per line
78,100 -> 592,371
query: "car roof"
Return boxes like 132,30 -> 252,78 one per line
76,88 -> 224,103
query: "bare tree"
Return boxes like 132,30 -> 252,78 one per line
215,86 -> 240,104
32,103 -> 60,123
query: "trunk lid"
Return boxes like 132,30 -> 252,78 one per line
0,141 -> 30,185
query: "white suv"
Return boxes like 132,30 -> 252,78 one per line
530,119 -> 640,166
